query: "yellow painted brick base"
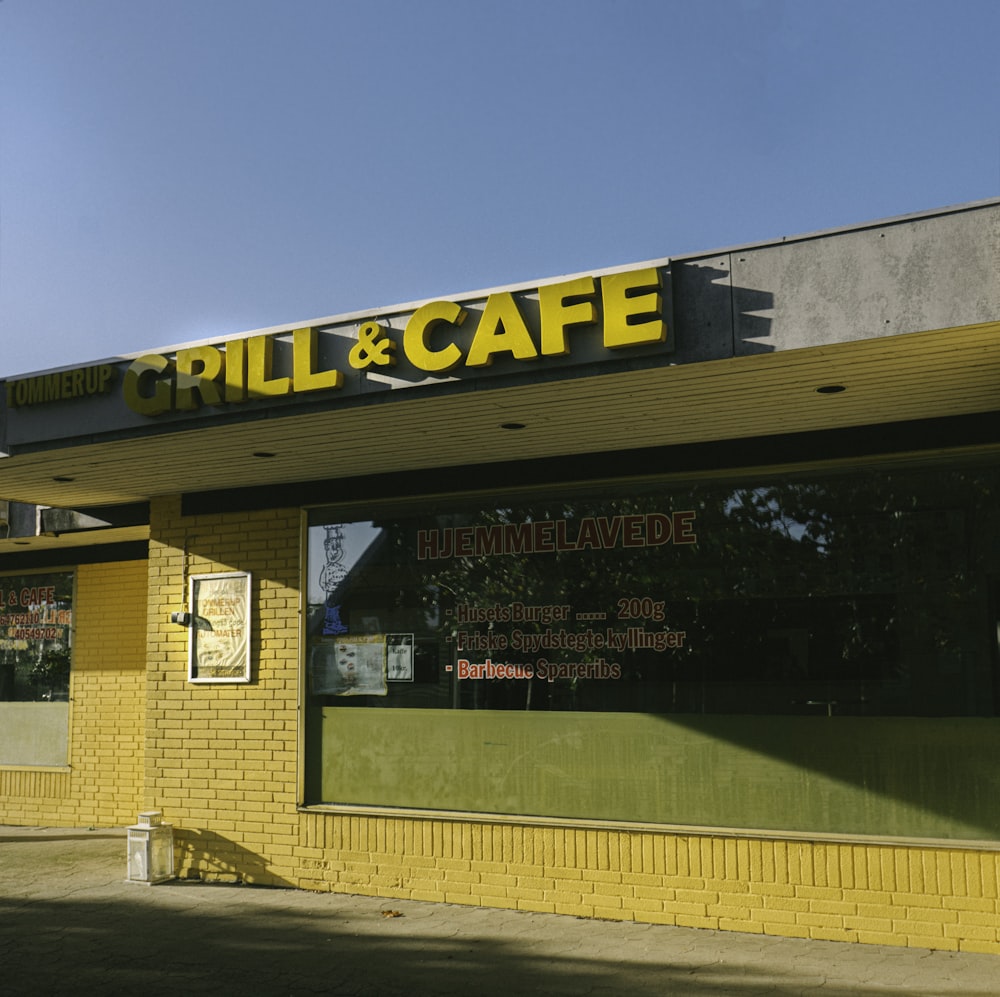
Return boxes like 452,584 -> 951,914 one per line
289,812 -> 1000,954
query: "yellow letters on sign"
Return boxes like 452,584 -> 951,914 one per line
349,322 -> 397,370
404,300 -> 468,373
247,335 -> 292,398
175,345 -> 225,410
123,354 -> 174,416
225,339 -> 247,403
538,276 -> 598,356
293,327 -> 344,391
465,292 -> 539,368
601,267 -> 666,348
117,266 -> 668,416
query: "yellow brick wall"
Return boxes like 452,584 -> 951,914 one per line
146,496 -> 301,885
0,558 -> 147,826
295,813 -> 1000,955
142,494 -> 1000,955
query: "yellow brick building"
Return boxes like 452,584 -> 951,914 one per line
2,201 -> 999,953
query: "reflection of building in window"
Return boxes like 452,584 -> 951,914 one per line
0,571 -> 74,703
766,628 -> 810,679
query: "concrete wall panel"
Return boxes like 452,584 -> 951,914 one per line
728,206 -> 1000,354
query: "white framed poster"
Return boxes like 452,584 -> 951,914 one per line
187,572 -> 251,683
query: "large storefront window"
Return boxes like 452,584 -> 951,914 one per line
307,467 -> 994,719
303,462 -> 1000,837
0,570 -> 74,768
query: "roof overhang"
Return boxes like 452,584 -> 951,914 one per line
0,322 -> 996,510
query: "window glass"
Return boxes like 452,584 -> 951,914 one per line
0,571 -> 74,702
306,465 -> 997,720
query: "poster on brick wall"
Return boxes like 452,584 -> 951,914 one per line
188,572 -> 251,683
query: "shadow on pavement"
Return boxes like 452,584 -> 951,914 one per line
1,829 -> 997,997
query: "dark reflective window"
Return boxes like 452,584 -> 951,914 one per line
0,571 -> 74,703
306,463 -> 998,718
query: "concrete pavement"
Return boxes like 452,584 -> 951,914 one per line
1,825 -> 997,996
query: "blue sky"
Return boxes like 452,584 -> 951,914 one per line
1,0 -> 997,377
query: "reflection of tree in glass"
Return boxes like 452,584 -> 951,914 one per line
30,649 -> 71,700
306,464 -> 996,716
414,466 -> 996,716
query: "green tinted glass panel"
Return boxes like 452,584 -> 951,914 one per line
304,461 -> 1000,835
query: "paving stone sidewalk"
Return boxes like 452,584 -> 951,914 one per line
1,825 -> 996,996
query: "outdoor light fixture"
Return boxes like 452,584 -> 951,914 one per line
126,811 -> 175,885
170,611 -> 192,626
816,385 -> 847,394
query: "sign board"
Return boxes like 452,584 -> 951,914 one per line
188,572 -> 251,683
0,265 -> 672,449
